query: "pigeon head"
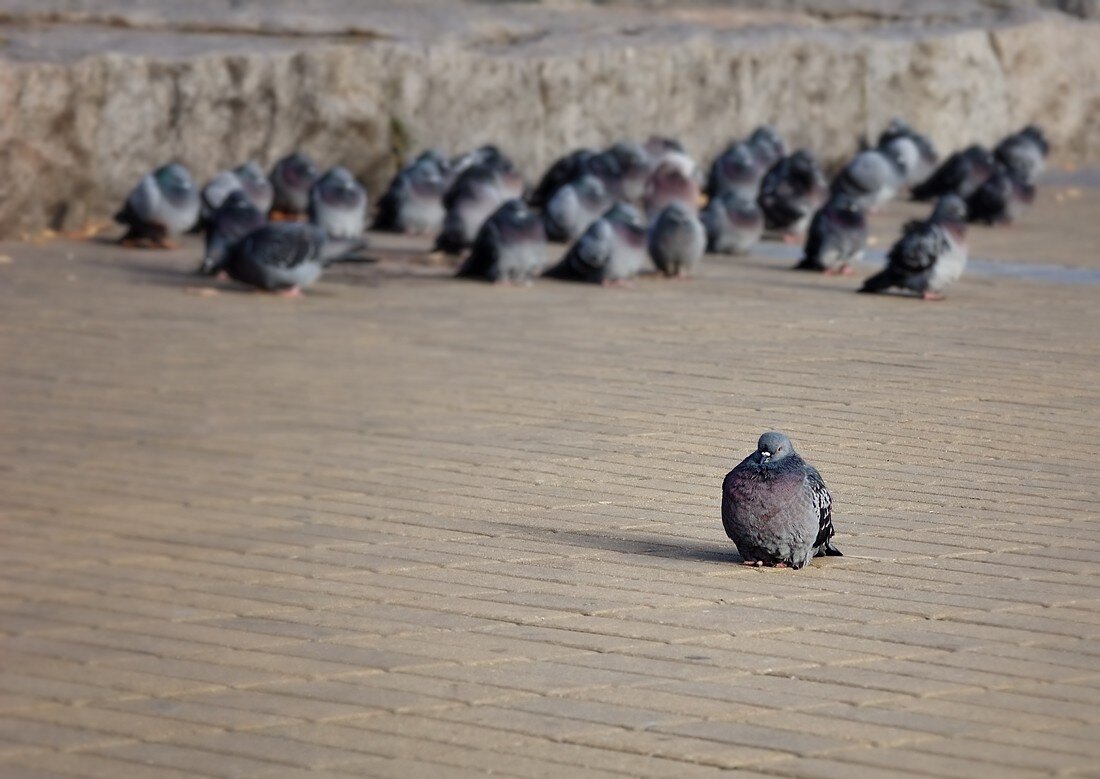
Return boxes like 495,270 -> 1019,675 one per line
234,161 -> 266,187
756,431 -> 794,464
604,201 -> 645,229
154,163 -> 195,197
276,153 -> 320,187
932,194 -> 967,223
1019,125 -> 1050,155
607,142 -> 651,175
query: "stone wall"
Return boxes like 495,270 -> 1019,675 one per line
0,4 -> 1097,236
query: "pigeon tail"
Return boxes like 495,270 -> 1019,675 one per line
321,238 -> 372,265
815,540 -> 844,557
858,268 -> 898,293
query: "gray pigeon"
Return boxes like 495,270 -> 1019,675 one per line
721,431 -> 841,569
232,161 -> 275,215
543,202 -> 648,286
588,142 -> 652,203
875,119 -> 938,187
270,152 -> 321,217
449,144 -> 526,201
456,199 -> 547,284
701,191 -> 763,255
911,145 -> 996,202
373,151 -> 448,234
199,190 -> 266,276
543,174 -> 612,243
859,194 -> 968,300
648,201 -> 705,278
796,195 -> 867,275
966,164 -> 1035,226
644,153 -> 701,218
830,147 -> 906,210
309,166 -> 368,239
757,150 -> 828,240
994,125 -> 1049,186
434,163 -> 508,254
529,148 -> 596,209
746,125 -> 788,170
706,141 -> 762,201
115,162 -> 201,247
211,222 -> 368,296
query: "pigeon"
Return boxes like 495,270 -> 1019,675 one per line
830,147 -> 906,210
648,201 -> 706,278
701,190 -> 764,255
994,125 -> 1049,186
231,161 -> 275,215
721,431 -> 842,569
543,202 -> 648,286
450,144 -> 526,200
543,174 -> 612,243
270,152 -> 321,218
588,141 -> 652,203
528,148 -> 595,209
859,194 -> 968,300
210,222 -> 368,296
875,119 -> 938,187
796,195 -> 867,275
966,164 -> 1035,226
911,145 -> 996,202
434,163 -> 508,253
115,162 -> 201,247
643,153 -> 701,217
644,135 -> 687,167
308,166 -> 368,239
372,151 -> 448,234
456,199 -> 547,284
705,141 -> 762,201
746,125 -> 788,170
757,150 -> 828,240
199,190 -> 267,275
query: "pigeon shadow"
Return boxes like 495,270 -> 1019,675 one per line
504,524 -> 743,565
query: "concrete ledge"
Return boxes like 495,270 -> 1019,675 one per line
0,2 -> 1098,236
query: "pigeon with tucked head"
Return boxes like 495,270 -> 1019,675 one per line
860,194 -> 968,300
115,162 -> 201,247
796,194 -> 867,275
270,152 -> 321,219
701,191 -> 763,255
309,166 -> 368,239
457,199 -> 547,284
722,431 -> 842,569
544,202 -> 648,286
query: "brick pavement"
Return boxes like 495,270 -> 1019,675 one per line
0,185 -> 1098,777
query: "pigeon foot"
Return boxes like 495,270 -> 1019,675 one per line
741,560 -> 763,567
275,286 -> 303,298
921,290 -> 946,301
781,234 -> 800,245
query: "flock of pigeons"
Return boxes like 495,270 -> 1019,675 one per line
114,120 -> 1049,301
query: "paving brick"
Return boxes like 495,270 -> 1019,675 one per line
3,192 -> 1100,777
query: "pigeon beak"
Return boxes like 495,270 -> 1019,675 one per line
760,451 -> 771,462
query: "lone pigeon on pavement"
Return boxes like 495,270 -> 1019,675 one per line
796,195 -> 867,275
701,191 -> 763,255
859,194 -> 968,300
309,166 -> 368,239
648,201 -> 705,278
456,199 -> 547,284
270,152 -> 320,218
757,150 -> 828,240
209,222 -> 367,296
544,202 -> 648,286
115,162 -> 201,247
721,431 -> 841,569
199,190 -> 266,276
911,145 -> 996,202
